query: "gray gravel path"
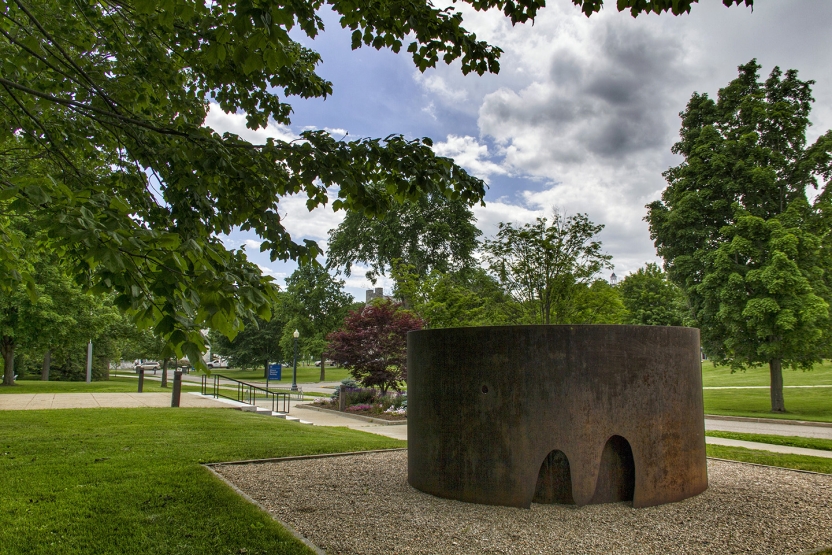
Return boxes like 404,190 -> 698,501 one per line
214,450 -> 832,555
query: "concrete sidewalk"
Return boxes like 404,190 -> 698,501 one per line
705,416 -> 832,439
0,392 -> 230,410
706,436 -> 832,459
1,391 -> 829,457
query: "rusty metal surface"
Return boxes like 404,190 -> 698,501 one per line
407,325 -> 708,509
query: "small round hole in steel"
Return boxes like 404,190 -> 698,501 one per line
481,385 -> 489,394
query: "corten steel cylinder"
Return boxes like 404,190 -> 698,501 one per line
407,325 -> 707,509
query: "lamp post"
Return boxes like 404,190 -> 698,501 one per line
291,329 -> 299,392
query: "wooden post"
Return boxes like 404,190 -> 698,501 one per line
339,384 -> 346,412
41,349 -> 51,381
171,370 -> 182,407
138,368 -> 144,392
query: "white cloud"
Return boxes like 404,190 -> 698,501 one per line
433,135 -> 508,183
413,71 -> 470,103
408,2 -> 832,277
243,239 -> 263,251
277,187 -> 346,243
324,127 -> 349,138
339,266 -> 397,297
204,103 -> 297,143
256,264 -> 286,279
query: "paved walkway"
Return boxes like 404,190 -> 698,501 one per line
1,391 -> 829,457
0,392 -> 230,410
705,436 -> 832,458
704,384 -> 832,389
705,416 -> 832,439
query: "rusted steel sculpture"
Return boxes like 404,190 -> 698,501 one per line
407,325 -> 707,509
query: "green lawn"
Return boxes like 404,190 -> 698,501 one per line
706,431 -> 832,452
707,444 -> 832,474
0,408 -> 404,554
702,359 -> 832,387
190,364 -> 350,385
703,387 -> 832,422
0,377 -> 202,395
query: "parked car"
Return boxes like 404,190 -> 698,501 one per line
314,359 -> 335,367
134,361 -> 160,373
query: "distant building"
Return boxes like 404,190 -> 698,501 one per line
366,287 -> 391,303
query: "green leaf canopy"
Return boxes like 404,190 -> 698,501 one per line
647,60 -> 832,412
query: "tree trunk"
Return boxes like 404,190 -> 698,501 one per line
102,358 -> 110,380
1,336 -> 15,386
320,352 -> 325,382
161,358 -> 169,388
264,359 -> 269,379
769,358 -> 786,413
41,349 -> 51,381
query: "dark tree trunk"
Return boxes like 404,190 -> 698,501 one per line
161,358 -> 169,388
320,353 -> 325,382
264,359 -> 269,379
102,358 -> 110,380
2,336 -> 15,386
41,349 -> 51,381
769,358 -> 786,413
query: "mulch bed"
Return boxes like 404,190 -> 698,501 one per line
310,402 -> 407,421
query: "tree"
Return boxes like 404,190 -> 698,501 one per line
279,264 -> 352,376
392,262 -> 516,328
325,300 -> 423,393
210,306 -> 287,379
569,279 -> 629,324
647,60 -> 832,413
0,0 -> 751,360
327,192 -> 481,284
618,263 -> 688,326
483,211 -> 613,325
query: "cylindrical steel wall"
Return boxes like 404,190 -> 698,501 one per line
407,325 -> 707,509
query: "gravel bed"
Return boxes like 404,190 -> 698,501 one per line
214,450 -> 832,555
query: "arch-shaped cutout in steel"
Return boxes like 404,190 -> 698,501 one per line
533,450 -> 574,505
590,435 -> 635,504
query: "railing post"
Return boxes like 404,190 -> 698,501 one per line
171,370 -> 182,407
138,368 -> 144,393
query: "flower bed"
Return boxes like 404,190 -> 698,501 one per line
313,386 -> 408,421
311,400 -> 408,421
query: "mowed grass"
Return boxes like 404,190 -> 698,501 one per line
705,431 -> 832,452
0,408 -> 404,554
703,387 -> 832,422
702,359 -> 832,387
0,377 -> 201,395
191,365 -> 350,384
707,444 -> 832,474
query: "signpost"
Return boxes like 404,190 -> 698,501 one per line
266,363 -> 282,389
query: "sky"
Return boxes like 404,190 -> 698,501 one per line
205,0 -> 832,301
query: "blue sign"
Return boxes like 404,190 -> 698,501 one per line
268,363 -> 282,381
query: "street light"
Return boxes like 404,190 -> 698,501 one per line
291,329 -> 299,392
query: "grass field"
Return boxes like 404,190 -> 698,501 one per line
190,364 -> 351,384
0,377 -> 202,395
706,444 -> 832,474
0,408 -> 404,554
703,387 -> 832,422
701,359 -> 832,387
705,431 -> 832,452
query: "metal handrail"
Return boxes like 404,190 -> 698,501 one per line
201,374 -> 290,414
